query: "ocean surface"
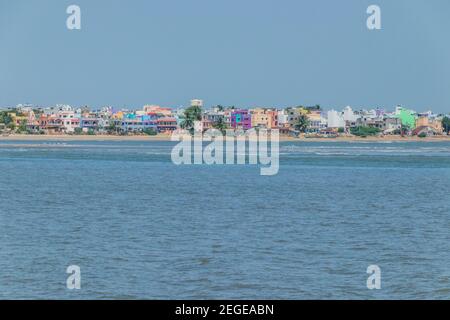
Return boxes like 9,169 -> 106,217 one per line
0,140 -> 449,299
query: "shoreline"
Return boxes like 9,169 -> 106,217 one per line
1,134 -> 450,142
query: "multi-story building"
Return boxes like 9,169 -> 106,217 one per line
395,106 -> 417,129
81,118 -> 100,132
286,107 -> 302,128
251,108 -> 278,129
25,110 -> 40,132
223,109 -> 233,128
327,110 -> 345,128
356,110 -> 384,129
157,117 -> 178,133
62,118 -> 80,133
39,114 -> 63,133
56,110 -> 80,133
202,109 -> 225,131
231,110 -> 252,130
382,116 -> 401,133
277,110 -> 289,127
415,112 -> 443,134
306,110 -> 325,132
114,117 -> 158,133
342,106 -> 359,129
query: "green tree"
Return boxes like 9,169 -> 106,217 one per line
442,116 -> 450,134
17,119 -> 27,133
212,117 -> 227,134
180,117 -> 194,133
107,122 -> 118,134
180,105 -> 202,134
0,112 -> 13,125
294,114 -> 310,132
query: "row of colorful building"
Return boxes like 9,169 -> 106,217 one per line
1,100 -> 449,136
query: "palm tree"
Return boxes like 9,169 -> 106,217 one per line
295,114 -> 310,132
180,105 -> 202,134
180,117 -> 194,130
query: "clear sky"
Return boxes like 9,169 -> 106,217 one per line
1,0 -> 449,112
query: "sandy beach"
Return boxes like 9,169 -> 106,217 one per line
1,133 -> 450,142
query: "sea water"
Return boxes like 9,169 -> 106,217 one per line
0,140 -> 449,299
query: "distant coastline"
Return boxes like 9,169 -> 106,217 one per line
2,133 -> 450,142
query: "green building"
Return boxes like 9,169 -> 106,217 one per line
397,107 -> 416,129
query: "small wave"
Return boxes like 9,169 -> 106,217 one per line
314,152 -> 351,156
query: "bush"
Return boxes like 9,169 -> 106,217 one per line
337,127 -> 344,133
74,128 -> 83,135
350,126 -> 381,137
143,128 -> 157,136
418,132 -> 427,138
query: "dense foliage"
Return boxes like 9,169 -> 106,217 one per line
143,128 -> 157,136
0,111 -> 13,125
350,126 -> 381,137
294,114 -> 310,133
180,105 -> 202,133
442,116 -> 450,133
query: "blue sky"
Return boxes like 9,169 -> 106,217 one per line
1,0 -> 449,112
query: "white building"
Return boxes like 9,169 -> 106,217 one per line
342,106 -> 359,122
327,110 -> 345,128
277,110 -> 289,126
57,109 -> 80,133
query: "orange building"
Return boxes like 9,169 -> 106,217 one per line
251,108 -> 278,129
416,114 -> 443,133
